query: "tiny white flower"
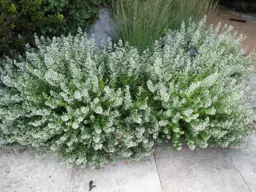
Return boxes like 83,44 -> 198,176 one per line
95,106 -> 103,114
74,91 -> 82,100
72,123 -> 79,129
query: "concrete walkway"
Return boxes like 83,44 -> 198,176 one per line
0,134 -> 256,192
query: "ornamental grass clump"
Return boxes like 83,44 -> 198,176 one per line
111,0 -> 219,50
0,18 -> 255,168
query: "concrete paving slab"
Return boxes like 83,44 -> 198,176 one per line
248,76 -> 256,107
227,135 -> 256,192
70,156 -> 162,192
0,148 -> 72,192
154,145 -> 251,192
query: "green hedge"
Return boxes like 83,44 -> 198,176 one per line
0,18 -> 255,168
0,0 -> 105,57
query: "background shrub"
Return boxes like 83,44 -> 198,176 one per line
219,0 -> 256,13
0,0 -> 105,57
0,19 -> 255,168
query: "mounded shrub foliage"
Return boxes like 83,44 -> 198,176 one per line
0,19 -> 255,168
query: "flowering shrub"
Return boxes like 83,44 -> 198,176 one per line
0,18 -> 255,168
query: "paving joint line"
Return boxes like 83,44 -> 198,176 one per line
69,167 -> 75,192
228,153 -> 252,192
153,150 -> 164,192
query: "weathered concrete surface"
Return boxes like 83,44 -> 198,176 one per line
0,149 -> 162,192
154,145 -> 252,192
1,136 -> 256,192
70,156 -> 162,192
0,148 -> 72,192
227,135 -> 256,192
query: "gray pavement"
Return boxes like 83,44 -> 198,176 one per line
1,134 -> 256,192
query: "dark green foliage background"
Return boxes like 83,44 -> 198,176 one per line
0,0 -> 106,56
219,0 -> 256,12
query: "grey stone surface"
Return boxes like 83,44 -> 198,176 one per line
188,48 -> 198,57
154,145 -> 251,192
1,137 -> 256,192
241,14 -> 256,23
227,135 -> 256,192
70,156 -> 162,192
230,11 -> 256,23
248,76 -> 256,107
87,7 -> 117,48
0,148 -> 72,192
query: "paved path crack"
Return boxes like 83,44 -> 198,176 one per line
69,167 -> 75,192
153,151 -> 164,192
228,154 -> 252,192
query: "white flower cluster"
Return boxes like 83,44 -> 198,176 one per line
0,18 -> 255,168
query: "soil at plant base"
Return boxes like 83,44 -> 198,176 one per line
210,8 -> 256,54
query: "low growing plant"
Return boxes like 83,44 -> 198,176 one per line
0,18 -> 255,168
